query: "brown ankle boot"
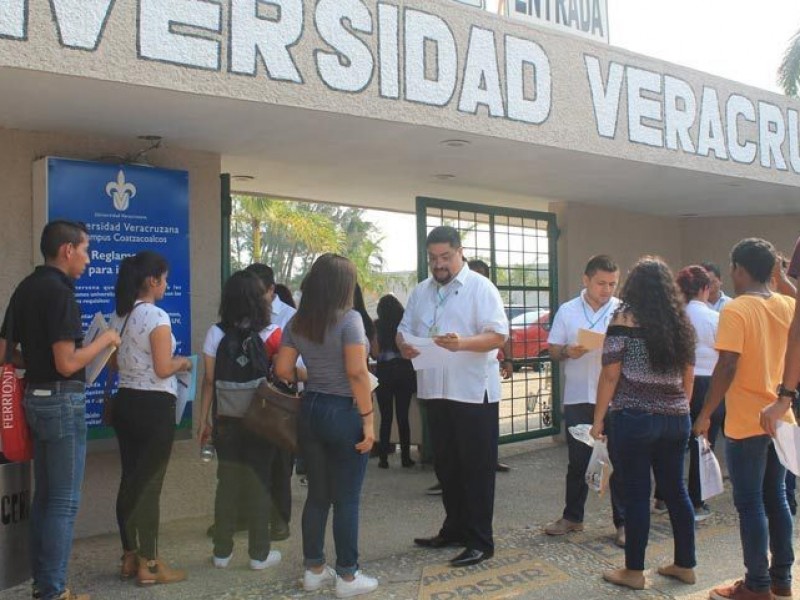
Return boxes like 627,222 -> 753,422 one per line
137,558 -> 187,586
120,551 -> 138,580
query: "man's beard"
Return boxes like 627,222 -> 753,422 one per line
433,269 -> 453,284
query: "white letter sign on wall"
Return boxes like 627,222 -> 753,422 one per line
759,101 -> 788,171
585,55 -> 623,139
664,75 -> 697,153
726,94 -> 757,164
50,0 -> 114,50
315,0 -> 374,93
697,87 -> 728,160
377,2 -> 399,99
788,110 -> 800,173
404,9 -> 457,107
0,0 -> 26,39
459,27 -> 504,117
139,0 -> 221,70
230,0 -> 303,82
626,66 -> 663,148
506,35 -> 551,125
3,0 -> 799,178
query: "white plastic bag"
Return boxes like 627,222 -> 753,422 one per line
698,435 -> 724,501
585,440 -> 613,495
568,424 -> 595,447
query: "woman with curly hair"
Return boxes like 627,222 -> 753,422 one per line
591,257 -> 697,590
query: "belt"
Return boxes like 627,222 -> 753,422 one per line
27,381 -> 86,394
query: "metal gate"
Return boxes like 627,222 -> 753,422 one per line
416,197 -> 559,442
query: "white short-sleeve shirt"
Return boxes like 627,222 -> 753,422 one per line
270,296 -> 296,330
110,302 -> 177,396
547,291 -> 620,405
202,323 -> 279,358
708,292 -> 732,312
686,299 -> 719,376
397,263 -> 509,403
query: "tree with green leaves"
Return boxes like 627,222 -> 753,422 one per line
231,196 -> 386,295
779,28 -> 800,96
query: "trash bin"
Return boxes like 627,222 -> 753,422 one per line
0,458 -> 31,591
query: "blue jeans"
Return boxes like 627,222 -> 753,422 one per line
24,391 -> 87,600
612,409 -> 695,571
299,392 -> 369,577
726,435 -> 794,593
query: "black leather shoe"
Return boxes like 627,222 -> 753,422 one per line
496,462 -> 511,473
450,548 -> 493,568
413,535 -> 464,548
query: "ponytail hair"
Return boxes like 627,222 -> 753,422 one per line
115,251 -> 169,316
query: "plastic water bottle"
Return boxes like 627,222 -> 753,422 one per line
200,443 -> 215,464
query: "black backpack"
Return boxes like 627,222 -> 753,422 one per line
213,324 -> 271,418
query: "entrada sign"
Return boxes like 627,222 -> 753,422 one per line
2,0 -> 799,175
510,0 -> 609,44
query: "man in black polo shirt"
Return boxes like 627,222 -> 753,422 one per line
0,221 -> 120,600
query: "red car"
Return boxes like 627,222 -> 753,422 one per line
507,310 -> 551,368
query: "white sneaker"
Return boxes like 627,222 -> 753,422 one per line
335,571 -> 379,598
212,553 -> 232,568
249,550 -> 281,570
303,565 -> 336,591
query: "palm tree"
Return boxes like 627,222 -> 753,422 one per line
233,196 -> 341,278
779,28 -> 800,96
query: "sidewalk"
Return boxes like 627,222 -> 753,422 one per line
2,438 -> 797,600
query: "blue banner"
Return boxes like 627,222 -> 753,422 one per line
44,158 -> 191,437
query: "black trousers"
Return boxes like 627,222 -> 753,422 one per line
563,403 -> 625,527
427,398 -> 498,553
213,418 -> 276,561
270,448 -> 293,527
375,359 -> 416,459
113,388 -> 176,560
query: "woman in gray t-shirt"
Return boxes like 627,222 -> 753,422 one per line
275,254 -> 377,598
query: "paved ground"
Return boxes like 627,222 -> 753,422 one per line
2,437 -> 799,600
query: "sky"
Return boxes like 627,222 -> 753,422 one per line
371,0 -> 800,272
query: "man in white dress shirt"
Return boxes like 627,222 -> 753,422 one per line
399,226 -> 508,568
701,262 -> 732,312
544,255 -> 626,547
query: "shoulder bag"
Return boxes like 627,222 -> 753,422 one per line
0,300 -> 32,462
242,379 -> 301,453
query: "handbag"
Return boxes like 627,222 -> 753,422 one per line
102,304 -> 139,427
0,304 -> 32,462
242,380 -> 301,453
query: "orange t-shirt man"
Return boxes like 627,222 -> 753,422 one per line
715,293 -> 797,439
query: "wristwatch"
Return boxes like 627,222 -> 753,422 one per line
776,384 -> 799,402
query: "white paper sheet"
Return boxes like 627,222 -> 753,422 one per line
175,355 -> 198,425
402,334 -> 452,371
774,421 -> 800,476
368,372 -> 379,392
84,312 -> 115,384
